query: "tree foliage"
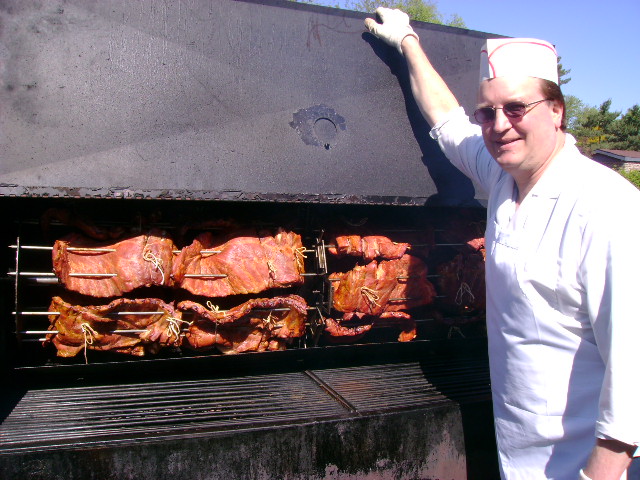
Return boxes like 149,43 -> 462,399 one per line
557,57 -> 571,87
609,105 -> 640,151
568,100 -> 640,157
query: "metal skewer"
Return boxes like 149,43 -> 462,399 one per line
8,272 -> 118,278
14,311 -> 167,316
21,329 -> 150,335
10,245 -> 117,252
16,306 -> 316,317
323,243 -> 464,248
10,244 -> 223,254
182,273 -> 228,278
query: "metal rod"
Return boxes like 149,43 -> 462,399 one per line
16,306 -> 317,317
14,311 -> 167,316
172,250 -> 221,254
8,272 -> 117,278
324,243 -> 462,249
329,275 -> 439,281
182,273 -> 228,278
69,273 -> 117,277
8,271 -> 55,276
10,244 -> 117,253
23,329 -> 168,335
9,244 -> 229,254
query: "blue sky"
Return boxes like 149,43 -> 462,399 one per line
311,0 -> 639,114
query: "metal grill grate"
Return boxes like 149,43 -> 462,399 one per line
0,371 -> 348,454
0,357 -> 490,455
312,357 -> 491,413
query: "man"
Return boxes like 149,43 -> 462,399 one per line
364,7 -> 639,480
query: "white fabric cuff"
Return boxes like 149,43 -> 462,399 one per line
578,469 -> 591,480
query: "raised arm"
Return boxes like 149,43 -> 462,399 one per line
364,7 -> 459,126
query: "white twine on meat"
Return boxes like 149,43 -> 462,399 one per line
206,301 -> 224,331
294,247 -> 307,271
205,301 -> 222,337
165,316 -> 191,343
360,286 -> 381,310
206,301 -> 220,313
80,323 -> 98,364
455,282 -> 475,306
142,248 -> 166,285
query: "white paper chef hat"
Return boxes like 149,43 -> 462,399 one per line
480,38 -> 559,84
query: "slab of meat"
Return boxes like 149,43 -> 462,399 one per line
52,229 -> 175,297
179,295 -> 307,354
45,297 -> 183,358
435,252 -> 486,313
327,235 -> 409,261
324,316 -> 373,338
324,311 -> 416,343
173,230 -> 305,297
329,255 -> 436,316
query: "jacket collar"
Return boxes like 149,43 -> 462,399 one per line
526,134 -> 580,200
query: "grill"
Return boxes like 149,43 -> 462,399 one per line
1,1 -> 499,478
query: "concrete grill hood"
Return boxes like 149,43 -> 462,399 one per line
0,0 -> 491,206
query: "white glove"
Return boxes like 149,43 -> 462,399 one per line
578,469 -> 591,480
364,7 -> 419,55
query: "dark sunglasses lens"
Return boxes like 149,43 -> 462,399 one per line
503,102 -> 527,118
474,108 -> 495,123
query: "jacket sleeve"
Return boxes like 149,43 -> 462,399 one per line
429,106 -> 503,195
580,178 -> 640,450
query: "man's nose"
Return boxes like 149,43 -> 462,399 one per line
492,108 -> 512,132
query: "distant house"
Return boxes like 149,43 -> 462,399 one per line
592,149 -> 640,172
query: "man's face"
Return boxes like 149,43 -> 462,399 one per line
477,76 -> 563,176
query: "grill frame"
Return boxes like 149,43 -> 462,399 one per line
0,1 -> 500,477
1,350 -> 492,480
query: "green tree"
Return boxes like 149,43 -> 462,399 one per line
608,105 -> 640,151
564,94 -> 584,131
557,57 -> 571,86
571,99 -> 621,157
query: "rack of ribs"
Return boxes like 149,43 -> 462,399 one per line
172,230 -> 305,297
52,229 -> 175,297
327,235 -> 409,261
179,295 -> 308,354
44,297 -> 183,358
326,255 -> 436,342
329,254 -> 436,316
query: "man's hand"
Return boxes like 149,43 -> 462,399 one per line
583,438 -> 634,480
364,7 -> 419,55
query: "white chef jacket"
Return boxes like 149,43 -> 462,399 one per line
430,107 -> 640,480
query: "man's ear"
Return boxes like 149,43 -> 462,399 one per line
550,99 -> 564,129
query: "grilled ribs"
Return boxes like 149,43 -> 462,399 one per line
327,235 -> 409,261
329,254 -> 436,316
173,230 -> 305,297
45,297 -> 183,358
52,229 -> 175,297
324,311 -> 416,343
179,295 -> 307,354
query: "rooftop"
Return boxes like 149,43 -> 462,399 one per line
593,149 -> 640,162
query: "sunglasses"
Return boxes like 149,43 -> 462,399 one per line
473,99 -> 549,124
